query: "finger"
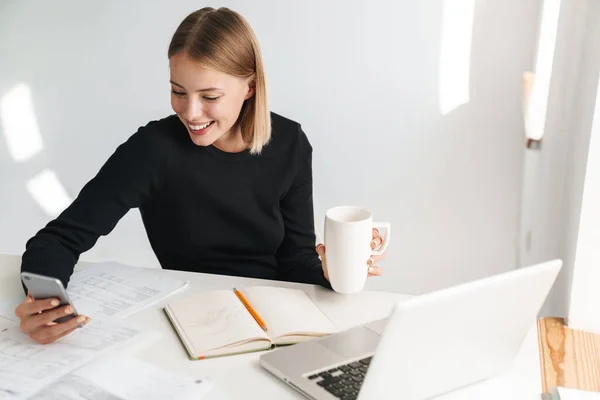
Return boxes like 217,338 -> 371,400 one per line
29,318 -> 90,344
370,236 -> 383,249
16,297 -> 61,318
30,315 -> 88,344
30,315 -> 89,344
369,253 -> 387,265
367,265 -> 384,276
20,305 -> 74,333
39,326 -> 80,345
14,297 -> 30,318
51,324 -> 82,342
372,228 -> 380,238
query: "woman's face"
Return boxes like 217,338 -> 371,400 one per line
169,52 -> 254,149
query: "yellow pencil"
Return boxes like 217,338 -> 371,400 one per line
233,287 -> 268,332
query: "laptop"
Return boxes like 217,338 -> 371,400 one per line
260,259 -> 562,400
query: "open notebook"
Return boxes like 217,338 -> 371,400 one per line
163,286 -> 337,360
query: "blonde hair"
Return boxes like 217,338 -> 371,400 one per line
168,7 -> 271,154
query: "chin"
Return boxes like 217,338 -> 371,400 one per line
188,134 -> 216,147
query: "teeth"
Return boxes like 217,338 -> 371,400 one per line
189,121 -> 212,130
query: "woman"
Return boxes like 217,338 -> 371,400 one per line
14,7 -> 386,344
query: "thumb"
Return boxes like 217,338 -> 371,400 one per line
316,243 -> 326,259
316,244 -> 329,281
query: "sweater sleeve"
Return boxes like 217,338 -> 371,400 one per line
20,126 -> 169,290
275,125 -> 332,289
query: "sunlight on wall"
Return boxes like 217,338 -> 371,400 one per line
0,83 -> 44,162
438,0 -> 475,115
1,83 -> 75,217
526,0 -> 561,141
519,0 -> 562,268
26,169 -> 73,217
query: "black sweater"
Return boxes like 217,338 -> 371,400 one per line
21,113 -> 330,289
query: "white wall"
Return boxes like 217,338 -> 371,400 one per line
515,0 -> 600,318
536,0 -> 600,318
518,0 -> 581,317
0,0 -> 542,295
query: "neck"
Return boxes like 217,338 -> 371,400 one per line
213,125 -> 248,153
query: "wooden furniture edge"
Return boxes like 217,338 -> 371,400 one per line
537,316 -> 600,393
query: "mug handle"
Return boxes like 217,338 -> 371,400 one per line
371,222 -> 391,256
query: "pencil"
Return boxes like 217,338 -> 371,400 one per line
233,287 -> 268,332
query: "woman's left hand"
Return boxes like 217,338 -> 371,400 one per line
316,228 -> 387,281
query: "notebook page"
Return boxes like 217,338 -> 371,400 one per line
165,290 -> 268,355
30,355 -> 212,400
0,319 -> 151,399
241,286 -> 336,341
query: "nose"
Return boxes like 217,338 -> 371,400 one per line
182,98 -> 204,122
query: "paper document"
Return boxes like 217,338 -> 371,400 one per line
0,262 -> 187,322
67,262 -> 188,319
28,355 -> 212,400
0,319 -> 156,399
549,387 -> 600,399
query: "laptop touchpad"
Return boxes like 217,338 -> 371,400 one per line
319,326 -> 381,358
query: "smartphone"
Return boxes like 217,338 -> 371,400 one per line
21,272 -> 79,323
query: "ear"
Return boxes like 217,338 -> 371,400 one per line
244,77 -> 256,100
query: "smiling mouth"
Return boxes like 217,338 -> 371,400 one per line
188,121 -> 214,136
188,121 -> 213,130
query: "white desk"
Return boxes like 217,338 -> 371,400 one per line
0,254 -> 543,399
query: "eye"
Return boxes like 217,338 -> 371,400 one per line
203,96 -> 220,102
171,90 -> 186,97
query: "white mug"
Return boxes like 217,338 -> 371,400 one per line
324,206 -> 391,294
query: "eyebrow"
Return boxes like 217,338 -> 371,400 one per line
169,80 -> 222,92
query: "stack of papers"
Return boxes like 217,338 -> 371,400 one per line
0,319 -> 157,398
21,355 -> 212,400
0,262 -> 212,399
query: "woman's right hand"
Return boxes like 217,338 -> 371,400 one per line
14,294 -> 90,344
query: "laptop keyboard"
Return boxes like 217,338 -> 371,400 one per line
306,356 -> 372,400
